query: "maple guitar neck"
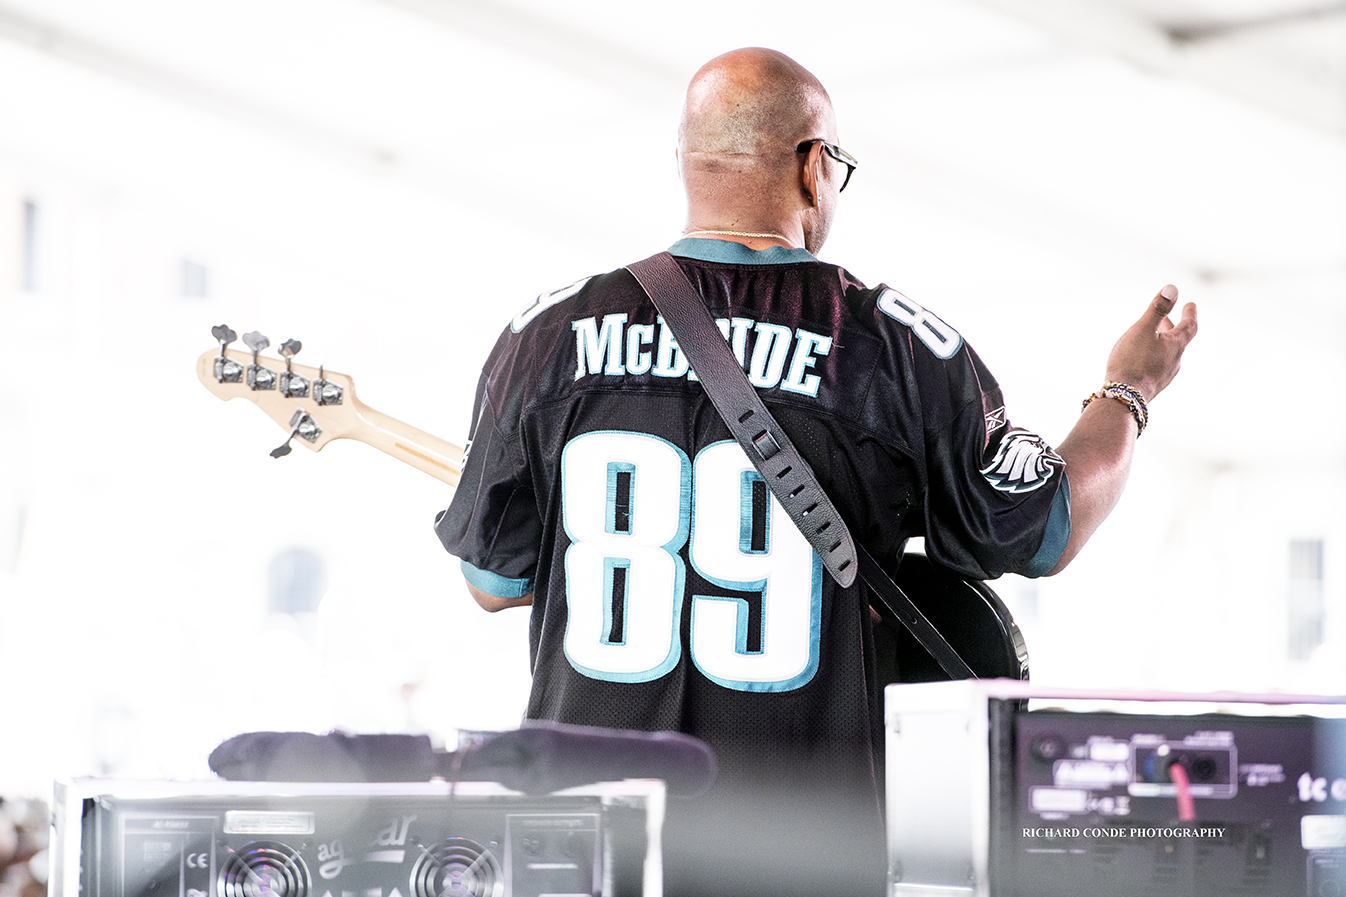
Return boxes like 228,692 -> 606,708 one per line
348,402 -> 464,487
196,345 -> 464,487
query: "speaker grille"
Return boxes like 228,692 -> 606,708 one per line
409,838 -> 503,897
219,842 -> 310,897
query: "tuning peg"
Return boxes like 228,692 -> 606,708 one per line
239,330 -> 277,392
277,338 -> 309,398
314,364 -> 343,406
271,410 -> 320,459
211,324 -> 244,383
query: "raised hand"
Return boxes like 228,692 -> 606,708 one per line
1103,284 -> 1199,402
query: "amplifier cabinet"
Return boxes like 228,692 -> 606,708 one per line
51,778 -> 664,897
885,681 -> 1346,897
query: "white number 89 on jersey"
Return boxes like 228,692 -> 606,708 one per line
561,431 -> 823,693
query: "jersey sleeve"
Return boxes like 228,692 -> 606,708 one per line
434,348 -> 542,597
920,343 -> 1070,580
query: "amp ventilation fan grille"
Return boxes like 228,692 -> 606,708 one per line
219,842 -> 311,897
409,838 -> 503,897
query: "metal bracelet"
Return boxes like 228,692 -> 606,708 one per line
1082,382 -> 1148,435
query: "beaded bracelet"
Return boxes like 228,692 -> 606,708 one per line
1082,381 -> 1149,436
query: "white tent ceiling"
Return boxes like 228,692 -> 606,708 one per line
1,0 -> 1341,270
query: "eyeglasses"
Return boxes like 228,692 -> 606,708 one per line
797,139 -> 858,192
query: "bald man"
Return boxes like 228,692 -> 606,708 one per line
437,48 -> 1196,895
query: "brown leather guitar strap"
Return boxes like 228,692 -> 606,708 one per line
625,251 -> 977,680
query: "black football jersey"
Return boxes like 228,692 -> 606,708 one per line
435,239 -> 1067,886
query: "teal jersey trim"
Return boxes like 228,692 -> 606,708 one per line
461,559 -> 534,598
669,237 -> 818,266
1020,474 -> 1071,578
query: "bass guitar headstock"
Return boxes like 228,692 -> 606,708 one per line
195,325 -> 360,458
195,325 -> 464,486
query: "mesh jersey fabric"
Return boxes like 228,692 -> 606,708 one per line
435,238 -> 1068,894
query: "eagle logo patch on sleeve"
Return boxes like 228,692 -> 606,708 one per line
980,428 -> 1063,494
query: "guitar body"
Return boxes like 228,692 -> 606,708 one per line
872,552 -> 1029,684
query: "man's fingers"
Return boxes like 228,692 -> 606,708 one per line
1108,287 -> 1196,401
1144,284 -> 1179,324
1172,301 -> 1199,343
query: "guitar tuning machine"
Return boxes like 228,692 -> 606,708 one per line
270,409 -> 322,458
241,330 -> 277,392
211,324 -> 244,383
313,364 -> 343,406
278,338 -> 310,398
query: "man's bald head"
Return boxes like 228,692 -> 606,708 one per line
679,48 -> 835,162
677,48 -> 843,254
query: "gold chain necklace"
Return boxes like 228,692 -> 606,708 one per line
684,229 -> 791,242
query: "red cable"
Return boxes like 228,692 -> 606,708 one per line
1169,761 -> 1196,821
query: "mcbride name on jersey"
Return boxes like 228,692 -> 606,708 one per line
570,308 -> 835,396
436,237 -> 1068,801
